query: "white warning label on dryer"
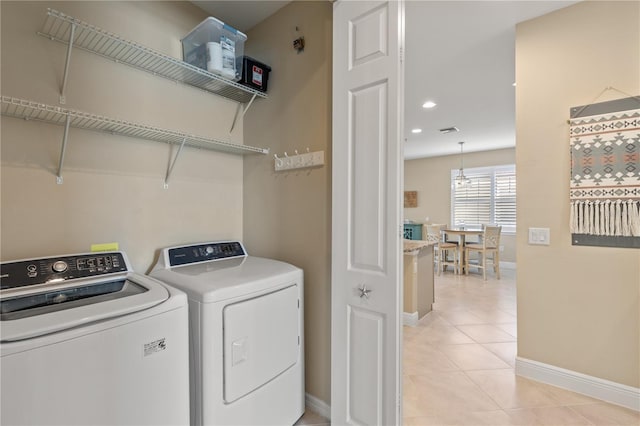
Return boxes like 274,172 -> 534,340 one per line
144,338 -> 166,357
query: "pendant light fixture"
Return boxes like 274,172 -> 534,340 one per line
455,141 -> 472,187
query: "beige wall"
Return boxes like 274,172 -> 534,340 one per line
243,2 -> 333,405
0,1 -> 246,272
516,1 -> 639,387
2,0 -> 333,406
404,148 -> 517,263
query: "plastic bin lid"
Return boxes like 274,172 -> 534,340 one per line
181,16 -> 247,42
244,56 -> 272,71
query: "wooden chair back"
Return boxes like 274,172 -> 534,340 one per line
425,225 -> 443,245
482,225 -> 502,249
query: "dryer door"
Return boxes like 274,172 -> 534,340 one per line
223,284 -> 299,403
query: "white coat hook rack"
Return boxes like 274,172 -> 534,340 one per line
274,148 -> 324,172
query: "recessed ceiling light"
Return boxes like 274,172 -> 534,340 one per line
422,101 -> 437,109
439,126 -> 459,134
411,128 -> 422,134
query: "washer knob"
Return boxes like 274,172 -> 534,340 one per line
52,261 -> 68,273
206,246 -> 214,255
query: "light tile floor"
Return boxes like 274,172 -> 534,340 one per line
295,267 -> 639,426
404,268 -> 640,425
295,409 -> 331,426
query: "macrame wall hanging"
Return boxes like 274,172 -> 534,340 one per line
569,89 -> 640,248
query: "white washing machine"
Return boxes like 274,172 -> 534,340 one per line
0,251 -> 190,426
150,241 -> 304,426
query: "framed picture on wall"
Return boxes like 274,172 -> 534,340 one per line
404,191 -> 418,208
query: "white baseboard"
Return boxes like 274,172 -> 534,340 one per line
500,261 -> 516,270
516,357 -> 640,411
403,311 -> 419,327
305,392 -> 331,420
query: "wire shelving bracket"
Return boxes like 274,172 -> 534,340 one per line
37,8 -> 267,108
1,96 -> 268,186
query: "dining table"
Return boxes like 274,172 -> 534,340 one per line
443,228 -> 483,273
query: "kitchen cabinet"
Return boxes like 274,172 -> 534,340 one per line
403,241 -> 435,323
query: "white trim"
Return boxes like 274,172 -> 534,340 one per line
305,392 -> 331,420
403,311 -> 419,327
500,261 -> 516,270
516,357 -> 640,411
466,261 -> 515,272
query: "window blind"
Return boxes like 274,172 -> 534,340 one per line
451,165 -> 516,232
495,170 -> 516,228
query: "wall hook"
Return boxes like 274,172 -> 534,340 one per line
273,149 -> 325,172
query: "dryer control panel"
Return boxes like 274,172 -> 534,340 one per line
167,241 -> 246,267
0,253 -> 129,290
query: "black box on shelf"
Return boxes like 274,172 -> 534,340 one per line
239,56 -> 271,92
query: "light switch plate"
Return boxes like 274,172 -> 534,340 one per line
528,227 -> 550,245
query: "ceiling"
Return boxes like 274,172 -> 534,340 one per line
403,1 -> 577,159
191,1 -> 291,33
191,1 -> 578,159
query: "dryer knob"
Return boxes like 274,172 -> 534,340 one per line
206,246 -> 214,255
52,261 -> 68,273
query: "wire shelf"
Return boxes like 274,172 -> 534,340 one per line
37,8 -> 267,104
1,96 -> 269,155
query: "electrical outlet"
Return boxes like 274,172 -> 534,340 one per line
499,245 -> 504,252
528,227 -> 550,245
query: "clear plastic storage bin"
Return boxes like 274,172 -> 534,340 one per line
181,17 -> 247,82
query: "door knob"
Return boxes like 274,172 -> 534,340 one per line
358,284 -> 372,299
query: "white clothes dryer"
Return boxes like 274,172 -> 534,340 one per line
0,251 -> 190,426
150,241 -> 304,426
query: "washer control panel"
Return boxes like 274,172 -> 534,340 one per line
0,253 -> 128,290
167,241 -> 246,267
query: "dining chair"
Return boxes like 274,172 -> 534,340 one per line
425,224 -> 459,275
464,225 -> 501,280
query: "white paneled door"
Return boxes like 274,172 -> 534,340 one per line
331,1 -> 405,425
